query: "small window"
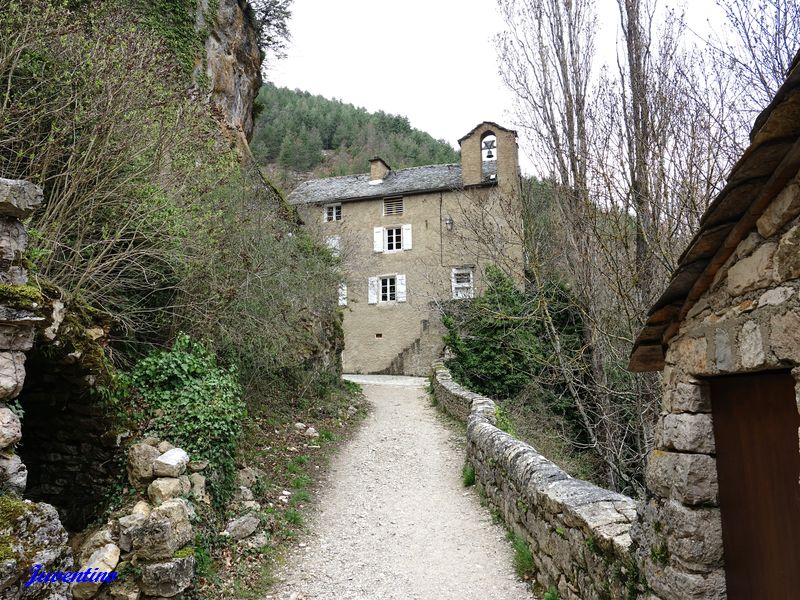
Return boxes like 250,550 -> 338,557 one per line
380,276 -> 396,302
324,204 -> 342,222
452,267 -> 474,299
383,197 -> 403,216
385,227 -> 402,251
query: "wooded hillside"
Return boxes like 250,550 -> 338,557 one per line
251,84 -> 460,186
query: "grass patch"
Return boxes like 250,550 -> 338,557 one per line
462,463 -> 476,487
290,474 -> 311,490
290,489 -> 311,505
319,429 -> 335,442
507,531 -> 535,580
543,587 -> 560,600
284,508 -> 303,526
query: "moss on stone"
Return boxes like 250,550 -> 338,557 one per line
173,546 -> 195,558
0,494 -> 32,525
0,284 -> 42,310
0,533 -> 16,560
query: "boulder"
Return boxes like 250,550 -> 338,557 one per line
304,427 -> 319,438
138,555 -> 194,597
0,352 -> 25,401
131,499 -> 192,561
224,513 -> 260,541
71,543 -> 120,600
0,406 -> 21,449
0,178 -> 43,219
107,581 -> 141,600
131,501 -> 151,517
0,452 -> 27,494
152,449 -> 189,478
232,485 -> 253,502
235,466 -> 260,488
187,460 -> 208,473
147,478 -> 185,505
118,513 -> 147,553
127,443 -> 161,487
156,441 -> 175,454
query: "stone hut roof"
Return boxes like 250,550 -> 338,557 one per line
629,49 -> 800,372
288,162 -> 497,206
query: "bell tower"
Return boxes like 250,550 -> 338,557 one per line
458,122 -> 519,193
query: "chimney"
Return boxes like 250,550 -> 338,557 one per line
369,157 -> 391,182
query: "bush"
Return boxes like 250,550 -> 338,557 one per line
111,334 -> 246,505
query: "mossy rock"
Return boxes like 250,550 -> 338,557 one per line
0,494 -> 33,526
0,284 -> 43,310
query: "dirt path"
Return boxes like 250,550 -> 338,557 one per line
267,375 -> 530,600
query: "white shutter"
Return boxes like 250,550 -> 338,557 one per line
338,283 -> 347,306
402,224 -> 412,250
373,227 -> 384,252
396,274 -> 407,302
368,277 -> 379,304
450,268 -> 457,298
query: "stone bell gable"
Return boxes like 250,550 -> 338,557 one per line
628,50 -> 800,600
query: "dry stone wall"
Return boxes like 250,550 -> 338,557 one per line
432,362 -> 641,600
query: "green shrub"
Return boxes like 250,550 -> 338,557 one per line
508,531 -> 534,578
543,587 -> 560,600
110,333 -> 246,505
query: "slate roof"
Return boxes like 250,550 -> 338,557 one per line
288,162 -> 497,206
629,49 -> 800,372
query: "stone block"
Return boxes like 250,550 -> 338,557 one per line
0,406 -> 21,448
726,241 -> 776,296
738,320 -> 765,368
152,448 -> 189,478
713,329 -> 732,371
132,499 -> 192,561
660,413 -> 715,454
0,178 -> 43,218
118,512 -> 147,552
188,473 -> 209,504
770,311 -> 800,363
646,562 -> 726,600
147,478 -> 185,505
0,352 -> 25,401
757,181 -> 800,238
661,500 -> 723,568
668,336 -> 708,373
0,321 -> 36,352
77,526 -> 114,566
774,223 -> 800,282
645,450 -> 718,506
758,286 -> 794,307
664,381 -> 710,413
127,443 -> 161,487
0,452 -> 26,496
71,543 -> 120,600
0,219 -> 27,262
138,556 -> 194,598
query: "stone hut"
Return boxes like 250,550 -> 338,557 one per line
628,51 -> 800,599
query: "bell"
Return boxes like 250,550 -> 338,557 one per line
486,149 -> 494,159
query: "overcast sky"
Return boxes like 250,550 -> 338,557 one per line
268,0 -> 724,174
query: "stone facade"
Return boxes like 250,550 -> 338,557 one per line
432,362 -> 640,600
632,172 -> 800,599
291,123 -> 524,375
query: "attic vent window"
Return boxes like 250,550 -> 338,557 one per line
383,197 -> 403,216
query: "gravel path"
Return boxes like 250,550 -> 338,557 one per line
267,375 -> 530,600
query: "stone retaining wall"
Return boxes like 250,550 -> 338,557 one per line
432,362 -> 642,600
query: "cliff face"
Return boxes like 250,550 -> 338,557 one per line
202,0 -> 263,143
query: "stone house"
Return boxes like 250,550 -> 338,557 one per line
628,51 -> 800,599
288,122 -> 524,375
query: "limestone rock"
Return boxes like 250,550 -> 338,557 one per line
224,512 -> 260,540
141,437 -> 161,448
77,526 -> 114,566
0,452 -> 27,494
188,473 -> 209,504
774,222 -> 800,282
156,441 -> 175,454
147,478 -> 185,505
758,285 -> 794,306
726,241 -> 776,296
645,450 -> 718,506
232,485 -> 254,502
0,500 -> 72,597
152,448 -> 189,478
757,181 -> 800,238
107,581 -> 141,600
0,178 -> 43,219
659,414 -> 715,454
770,310 -> 800,362
0,320 -> 37,352
138,555 -> 194,597
187,460 -> 208,473
118,513 -> 147,553
0,406 -> 21,448
127,443 -> 161,487
0,351 -> 25,401
739,320 -> 765,368
71,543 -> 120,600
236,466 -> 261,488
131,501 -> 151,517
664,382 -> 710,413
131,499 -> 192,561
304,427 -> 319,438
713,329 -> 732,371
293,422 -> 306,431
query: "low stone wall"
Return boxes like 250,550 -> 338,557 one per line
432,362 -> 641,600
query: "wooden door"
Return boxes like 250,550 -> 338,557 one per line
710,372 -> 800,600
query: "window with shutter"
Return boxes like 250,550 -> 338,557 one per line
451,267 -> 474,299
380,276 -> 396,302
383,197 -> 403,216
385,227 -> 402,251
